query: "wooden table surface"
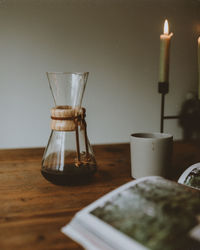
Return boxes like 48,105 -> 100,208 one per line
0,141 -> 200,250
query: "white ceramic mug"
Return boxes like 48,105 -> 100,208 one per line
130,132 -> 173,179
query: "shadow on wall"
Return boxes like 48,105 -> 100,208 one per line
179,92 -> 200,140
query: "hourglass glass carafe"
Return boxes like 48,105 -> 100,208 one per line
41,72 -> 97,185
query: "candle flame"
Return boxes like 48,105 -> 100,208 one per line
164,19 -> 169,35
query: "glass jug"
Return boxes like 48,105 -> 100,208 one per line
41,72 -> 97,185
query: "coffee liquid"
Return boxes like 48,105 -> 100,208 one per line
41,163 -> 97,185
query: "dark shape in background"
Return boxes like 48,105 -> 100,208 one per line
179,92 -> 200,140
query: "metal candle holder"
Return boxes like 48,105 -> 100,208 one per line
158,82 -> 180,133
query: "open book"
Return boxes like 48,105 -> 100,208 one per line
61,163 -> 200,250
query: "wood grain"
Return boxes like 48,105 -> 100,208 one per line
0,144 -> 131,250
0,142 -> 200,249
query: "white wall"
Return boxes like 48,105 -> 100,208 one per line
0,0 -> 199,148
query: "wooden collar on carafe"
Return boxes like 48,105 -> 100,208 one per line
50,105 -> 86,131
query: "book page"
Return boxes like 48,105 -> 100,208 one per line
62,176 -> 200,250
178,162 -> 200,190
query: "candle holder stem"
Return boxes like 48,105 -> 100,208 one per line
158,82 -> 169,133
160,93 -> 165,133
158,82 -> 180,133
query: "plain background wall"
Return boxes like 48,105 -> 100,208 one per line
0,0 -> 199,148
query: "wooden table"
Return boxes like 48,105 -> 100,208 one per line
0,142 -> 200,250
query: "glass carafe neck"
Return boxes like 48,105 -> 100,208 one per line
47,72 -> 89,107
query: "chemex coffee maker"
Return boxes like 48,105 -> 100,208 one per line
41,72 -> 97,185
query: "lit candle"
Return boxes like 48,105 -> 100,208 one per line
198,37 -> 200,99
159,20 -> 173,83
